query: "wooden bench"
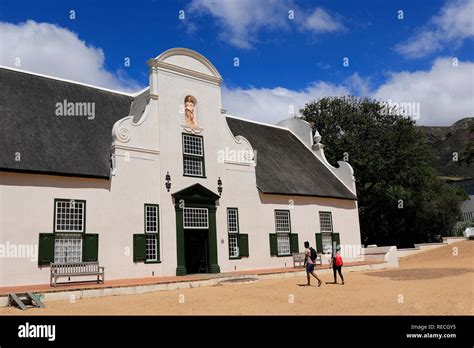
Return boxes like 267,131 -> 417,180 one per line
292,252 -> 322,268
50,262 -> 105,287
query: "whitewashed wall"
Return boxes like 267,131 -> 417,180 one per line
0,48 -> 361,287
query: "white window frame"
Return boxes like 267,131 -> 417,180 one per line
275,210 -> 291,256
277,234 -> 291,256
183,207 -> 209,229
55,199 -> 85,233
319,211 -> 334,254
54,233 -> 83,263
145,204 -> 159,262
321,232 -> 333,255
275,210 -> 291,233
145,205 -> 159,233
183,134 -> 203,156
183,134 -> 205,177
319,211 -> 333,233
145,234 -> 158,262
227,208 -> 239,258
229,234 -> 239,259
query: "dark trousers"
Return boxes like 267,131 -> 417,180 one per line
333,265 -> 344,282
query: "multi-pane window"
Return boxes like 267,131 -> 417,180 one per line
183,134 -> 205,177
145,205 -> 159,262
183,207 -> 208,229
319,211 -> 333,254
145,205 -> 158,233
275,210 -> 291,256
227,208 -> 238,233
146,234 -> 158,262
183,157 -> 204,177
183,134 -> 203,155
277,235 -> 291,255
227,208 -> 239,258
462,211 -> 473,221
275,210 -> 291,233
55,200 -> 85,232
54,233 -> 83,263
53,199 -> 85,264
319,212 -> 333,233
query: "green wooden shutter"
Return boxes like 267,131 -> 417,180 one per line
133,234 -> 146,262
38,233 -> 55,265
238,234 -> 249,257
290,233 -> 299,253
332,233 -> 340,251
315,233 -> 323,253
83,234 -> 99,262
269,234 -> 278,256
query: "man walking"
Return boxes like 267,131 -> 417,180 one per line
304,241 -> 322,287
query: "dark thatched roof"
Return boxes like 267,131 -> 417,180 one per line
226,117 -> 357,200
0,67 -> 136,178
1,67 -> 357,200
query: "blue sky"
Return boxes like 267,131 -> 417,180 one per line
0,0 -> 473,125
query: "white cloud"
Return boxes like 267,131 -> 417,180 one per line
396,0 -> 474,59
373,58 -> 474,125
222,82 -> 350,124
187,0 -> 344,49
188,0 -> 290,49
0,20 -> 142,92
223,58 -> 474,126
1,21 -> 469,127
302,8 -> 344,33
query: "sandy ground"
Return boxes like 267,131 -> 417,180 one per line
2,241 -> 473,315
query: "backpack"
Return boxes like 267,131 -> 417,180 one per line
335,254 -> 343,267
309,247 -> 317,262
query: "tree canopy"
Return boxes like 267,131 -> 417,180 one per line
300,96 -> 466,247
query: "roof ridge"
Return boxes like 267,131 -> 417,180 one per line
0,65 -> 148,97
224,114 -> 291,131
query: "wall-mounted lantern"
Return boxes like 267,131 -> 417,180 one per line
217,177 -> 223,196
165,172 -> 171,192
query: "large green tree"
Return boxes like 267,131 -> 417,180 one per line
300,96 -> 466,247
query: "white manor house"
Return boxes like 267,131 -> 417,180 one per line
0,48 -> 362,287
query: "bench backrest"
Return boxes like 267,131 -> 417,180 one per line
51,262 -> 100,274
293,252 -> 305,261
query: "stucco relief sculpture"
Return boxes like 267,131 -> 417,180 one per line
183,95 -> 202,134
184,95 -> 197,127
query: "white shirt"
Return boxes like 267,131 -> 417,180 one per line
305,248 -> 314,265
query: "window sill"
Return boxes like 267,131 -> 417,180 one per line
144,260 -> 161,264
183,174 -> 207,179
54,231 -> 85,234
229,256 -> 249,260
276,254 -> 292,258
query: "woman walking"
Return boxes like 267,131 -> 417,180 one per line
330,247 -> 345,285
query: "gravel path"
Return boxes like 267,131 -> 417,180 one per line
2,241 -> 472,315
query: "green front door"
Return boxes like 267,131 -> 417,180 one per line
172,183 -> 221,276
184,229 -> 209,274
